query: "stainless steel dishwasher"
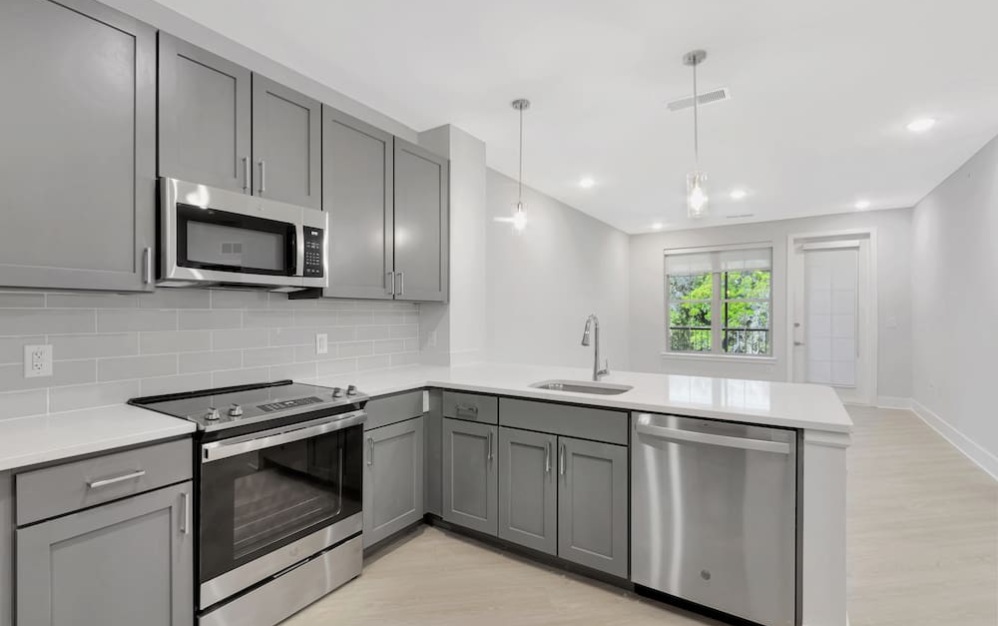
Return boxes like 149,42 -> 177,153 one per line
631,412 -> 799,626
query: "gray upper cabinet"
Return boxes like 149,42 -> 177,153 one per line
158,33 -> 252,194
363,417 -> 424,548
252,74 -> 321,208
558,437 -> 629,578
0,0 -> 156,292
498,427 -> 557,556
442,418 -> 497,536
394,139 -> 450,302
322,107 -> 395,298
16,481 -> 194,626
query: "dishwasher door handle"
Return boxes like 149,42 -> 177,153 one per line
635,421 -> 791,455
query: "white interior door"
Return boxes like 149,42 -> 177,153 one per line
791,238 -> 874,405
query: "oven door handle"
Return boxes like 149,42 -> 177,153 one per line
201,410 -> 367,463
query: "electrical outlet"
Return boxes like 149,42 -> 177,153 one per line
24,344 -> 53,378
316,333 -> 328,355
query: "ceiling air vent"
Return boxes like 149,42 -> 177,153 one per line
725,213 -> 754,220
667,88 -> 731,112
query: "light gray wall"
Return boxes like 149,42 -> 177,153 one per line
102,0 -> 417,142
911,135 -> 998,469
0,290 -> 418,419
629,209 -> 913,399
485,169 -> 630,370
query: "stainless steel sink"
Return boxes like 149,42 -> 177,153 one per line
530,379 -> 633,395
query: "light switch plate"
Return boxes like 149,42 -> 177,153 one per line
24,344 -> 53,378
316,333 -> 328,355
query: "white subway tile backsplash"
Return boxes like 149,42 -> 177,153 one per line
98,355 -> 177,381
97,309 -> 177,333
140,331 -> 212,354
0,309 -> 95,336
0,289 -> 419,416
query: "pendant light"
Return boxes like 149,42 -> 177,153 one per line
683,50 -> 708,219
510,98 -> 531,231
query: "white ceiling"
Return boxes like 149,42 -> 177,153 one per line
154,0 -> 998,234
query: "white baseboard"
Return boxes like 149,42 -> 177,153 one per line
911,400 -> 998,481
875,396 -> 912,409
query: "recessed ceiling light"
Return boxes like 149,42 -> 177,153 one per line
729,188 -> 748,200
906,117 -> 936,133
579,177 -> 595,189
651,222 -> 664,230
854,199 -> 871,210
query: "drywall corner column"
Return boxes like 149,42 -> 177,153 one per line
417,125 -> 488,366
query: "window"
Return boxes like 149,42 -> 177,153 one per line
665,246 -> 772,356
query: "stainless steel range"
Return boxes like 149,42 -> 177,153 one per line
131,380 -> 367,626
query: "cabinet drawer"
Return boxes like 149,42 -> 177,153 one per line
365,391 -> 424,431
16,438 -> 192,526
499,399 -> 627,445
442,392 -> 498,424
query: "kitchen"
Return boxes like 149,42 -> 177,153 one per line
0,1 -> 996,626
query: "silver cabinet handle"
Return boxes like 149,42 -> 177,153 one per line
454,403 -> 479,418
559,444 -> 566,477
487,430 -> 493,463
180,491 -> 190,535
635,420 -> 791,455
396,271 -> 404,297
142,247 -> 153,284
794,341 -> 805,346
258,159 -> 266,193
87,469 -> 146,490
545,441 -> 551,474
242,156 -> 250,191
367,437 -> 374,466
387,271 -> 396,296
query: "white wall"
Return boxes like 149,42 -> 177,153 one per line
629,209 -> 913,399
911,135 -> 998,474
485,169 -> 630,369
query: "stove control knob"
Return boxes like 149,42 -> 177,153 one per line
332,387 -> 344,399
346,385 -> 358,396
204,407 -> 220,421
228,404 -> 244,417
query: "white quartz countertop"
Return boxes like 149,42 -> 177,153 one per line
0,404 -> 195,472
307,362 -> 853,433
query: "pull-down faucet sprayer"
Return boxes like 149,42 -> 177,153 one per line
581,314 -> 610,382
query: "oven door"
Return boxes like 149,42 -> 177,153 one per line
160,177 -> 311,288
198,411 -> 364,608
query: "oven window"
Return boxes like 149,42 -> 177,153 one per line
199,425 -> 362,582
177,203 -> 296,276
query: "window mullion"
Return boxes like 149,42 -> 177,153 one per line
711,272 -> 722,354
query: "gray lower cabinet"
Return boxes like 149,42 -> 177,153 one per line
251,74 -> 321,208
1,472 -> 11,626
442,418 -> 497,535
498,428 -> 557,555
393,139 -> 450,302
363,417 -> 424,548
322,107 -> 395,299
0,0 -> 156,292
158,33 -> 252,194
16,481 -> 194,626
558,437 -> 629,579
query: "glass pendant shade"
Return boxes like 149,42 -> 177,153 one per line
512,201 -> 527,231
687,171 -> 709,218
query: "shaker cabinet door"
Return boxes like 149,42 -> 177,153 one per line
251,74 -> 321,208
16,482 -> 194,626
557,437 -> 629,578
322,106 -> 395,299
158,33 -> 252,194
363,418 -> 424,548
442,418 -> 497,536
393,139 -> 449,302
0,0 -> 156,291
498,427 -> 557,555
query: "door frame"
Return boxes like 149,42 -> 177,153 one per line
785,228 -> 878,406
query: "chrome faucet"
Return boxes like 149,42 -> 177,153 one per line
581,314 -> 610,381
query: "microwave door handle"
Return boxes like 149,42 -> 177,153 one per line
294,224 -> 303,277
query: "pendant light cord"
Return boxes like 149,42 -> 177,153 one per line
692,58 -> 700,170
517,106 -> 524,205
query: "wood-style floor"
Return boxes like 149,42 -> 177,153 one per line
285,407 -> 997,626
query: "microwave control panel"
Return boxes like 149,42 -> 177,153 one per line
303,227 -> 325,277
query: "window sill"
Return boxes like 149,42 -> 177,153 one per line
659,352 -> 778,364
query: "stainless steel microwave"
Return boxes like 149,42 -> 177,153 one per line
159,178 -> 327,291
